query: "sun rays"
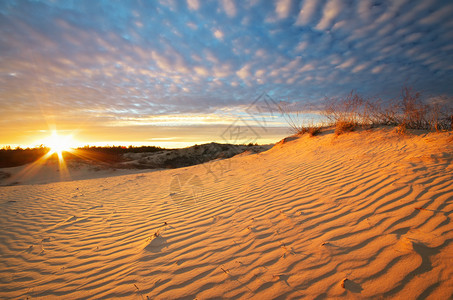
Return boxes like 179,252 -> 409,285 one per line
43,130 -> 75,159
6,130 -> 79,184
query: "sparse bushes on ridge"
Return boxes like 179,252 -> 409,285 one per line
307,125 -> 323,136
277,104 -> 307,135
281,87 -> 453,136
323,91 -> 363,128
278,103 -> 325,136
354,87 -> 451,132
334,120 -> 356,135
322,91 -> 364,135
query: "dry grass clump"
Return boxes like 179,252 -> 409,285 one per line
278,103 -> 326,137
308,126 -> 323,136
324,91 -> 363,127
396,88 -> 453,131
299,121 -> 324,137
323,91 -> 364,135
335,121 -> 357,135
321,87 -> 452,135
395,124 -> 407,135
279,87 -> 452,137
296,125 -> 323,136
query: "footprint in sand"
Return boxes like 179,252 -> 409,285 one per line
144,235 -> 168,253
341,278 -> 363,293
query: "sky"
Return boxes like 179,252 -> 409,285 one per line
1,0 -> 453,148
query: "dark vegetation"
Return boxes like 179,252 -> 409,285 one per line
0,143 -> 264,169
0,145 -> 163,168
131,143 -> 265,169
0,146 -> 50,168
277,108 -> 325,137
78,145 -> 162,154
71,145 -> 164,164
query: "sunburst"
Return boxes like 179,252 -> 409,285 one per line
43,130 -> 75,158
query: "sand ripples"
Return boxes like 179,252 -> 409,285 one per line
1,129 -> 452,299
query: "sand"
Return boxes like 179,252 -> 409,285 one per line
0,127 -> 452,299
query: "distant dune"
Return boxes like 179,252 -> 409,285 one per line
0,143 -> 269,186
0,127 -> 452,299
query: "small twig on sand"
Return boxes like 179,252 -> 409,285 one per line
134,284 -> 145,300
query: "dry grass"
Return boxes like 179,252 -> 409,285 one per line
335,121 -> 357,135
322,87 -> 453,134
277,103 -> 308,135
280,87 -> 452,137
278,103 -> 327,137
308,126 -> 323,136
395,124 -> 407,135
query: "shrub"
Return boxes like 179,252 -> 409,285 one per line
335,121 -> 357,135
323,91 -> 365,126
308,126 -> 322,136
278,102 -> 328,136
322,87 -> 452,133
395,124 -> 407,135
277,102 -> 308,135
280,87 -> 452,138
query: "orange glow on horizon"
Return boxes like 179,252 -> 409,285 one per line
8,131 -> 77,184
41,130 -> 76,156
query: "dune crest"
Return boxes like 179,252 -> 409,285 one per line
1,128 -> 452,299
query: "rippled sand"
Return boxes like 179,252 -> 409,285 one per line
1,128 -> 452,299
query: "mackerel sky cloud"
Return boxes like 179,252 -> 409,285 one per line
1,0 -> 452,146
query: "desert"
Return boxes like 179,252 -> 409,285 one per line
1,127 -> 452,299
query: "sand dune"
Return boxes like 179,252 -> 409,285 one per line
0,143 -> 269,186
1,127 -> 452,299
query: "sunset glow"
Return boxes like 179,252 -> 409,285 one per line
43,131 -> 75,157
1,1 -> 453,298
1,0 -> 453,147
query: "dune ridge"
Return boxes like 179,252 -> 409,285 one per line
0,143 -> 270,186
0,128 -> 452,299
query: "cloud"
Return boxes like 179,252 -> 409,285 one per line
236,64 -> 252,80
316,0 -> 342,31
222,0 -> 237,17
336,58 -> 355,70
194,66 -> 209,77
352,63 -> 369,73
275,0 -> 292,19
295,0 -> 318,26
404,32 -> 423,43
419,3 -> 453,25
1,0 -> 453,147
357,1 -> 372,20
371,65 -> 385,74
187,0 -> 200,11
213,29 -> 224,40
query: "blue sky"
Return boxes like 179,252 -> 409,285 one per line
1,0 -> 452,147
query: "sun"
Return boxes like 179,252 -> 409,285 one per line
44,131 -> 75,156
